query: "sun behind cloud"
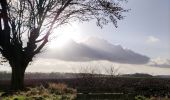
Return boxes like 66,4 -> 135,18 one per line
49,23 -> 82,49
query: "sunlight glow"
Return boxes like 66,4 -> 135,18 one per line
49,23 -> 82,49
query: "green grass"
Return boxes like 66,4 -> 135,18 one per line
1,95 -> 75,100
1,82 -> 170,100
0,83 -> 76,100
12,96 -> 27,100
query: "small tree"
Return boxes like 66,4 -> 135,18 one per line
0,0 -> 127,90
105,64 -> 120,77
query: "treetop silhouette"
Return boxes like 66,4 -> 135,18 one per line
0,0 -> 127,90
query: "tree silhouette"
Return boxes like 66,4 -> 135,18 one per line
0,0 -> 127,90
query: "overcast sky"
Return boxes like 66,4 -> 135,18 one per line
1,0 -> 170,75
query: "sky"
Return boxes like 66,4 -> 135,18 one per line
0,0 -> 170,75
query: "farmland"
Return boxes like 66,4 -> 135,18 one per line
0,72 -> 170,99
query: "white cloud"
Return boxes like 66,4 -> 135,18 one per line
25,59 -> 170,75
0,64 -> 11,72
148,57 -> 170,68
146,36 -> 160,44
1,57 -> 170,75
26,58 -> 73,72
41,37 -> 150,64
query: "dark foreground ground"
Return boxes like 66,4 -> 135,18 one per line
1,77 -> 170,97
1,72 -> 170,99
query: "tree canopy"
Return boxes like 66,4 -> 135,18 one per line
0,0 -> 127,90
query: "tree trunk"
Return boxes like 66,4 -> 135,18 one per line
11,64 -> 26,91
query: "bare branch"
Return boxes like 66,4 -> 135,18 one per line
36,0 -> 73,43
34,36 -> 48,54
0,0 -> 127,65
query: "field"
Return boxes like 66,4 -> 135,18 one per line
0,83 -> 76,100
1,74 -> 170,100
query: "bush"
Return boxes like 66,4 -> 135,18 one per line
135,95 -> 148,100
48,83 -> 76,95
25,85 -> 49,97
1,83 -> 76,100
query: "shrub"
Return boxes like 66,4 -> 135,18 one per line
25,85 -> 49,97
1,83 -> 76,100
135,95 -> 148,100
48,83 -> 67,94
48,83 -> 76,95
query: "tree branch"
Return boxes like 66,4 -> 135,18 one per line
34,38 -> 48,54
1,0 -> 127,62
35,0 -> 73,43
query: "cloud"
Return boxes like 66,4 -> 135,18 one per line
148,58 -> 170,68
27,58 -> 72,72
42,37 -> 150,64
146,36 -> 160,44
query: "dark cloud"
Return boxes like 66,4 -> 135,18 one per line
43,37 -> 150,64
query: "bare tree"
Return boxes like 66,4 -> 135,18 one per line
0,0 -> 127,90
105,64 -> 120,77
75,64 -> 102,92
78,64 -> 102,77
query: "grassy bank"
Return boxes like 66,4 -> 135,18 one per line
0,83 -> 76,100
1,87 -> 170,100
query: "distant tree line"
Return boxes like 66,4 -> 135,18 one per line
0,71 -> 170,96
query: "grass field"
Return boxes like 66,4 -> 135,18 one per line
1,75 -> 170,100
1,91 -> 170,100
0,83 -> 76,100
